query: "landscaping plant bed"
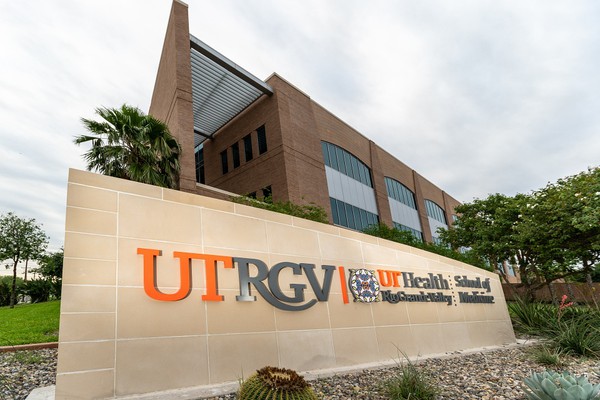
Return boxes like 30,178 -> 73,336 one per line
3,343 -> 599,400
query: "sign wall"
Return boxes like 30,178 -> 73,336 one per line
56,169 -> 515,399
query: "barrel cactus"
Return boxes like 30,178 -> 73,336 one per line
238,366 -> 318,400
523,370 -> 600,400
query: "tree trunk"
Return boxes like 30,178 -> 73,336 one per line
496,261 -> 519,301
586,270 -> 598,309
547,281 -> 557,305
10,260 -> 17,309
566,282 -> 577,306
582,258 -> 598,308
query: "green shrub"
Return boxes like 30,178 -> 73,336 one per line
552,313 -> 600,357
508,298 -> 558,335
509,297 -> 600,358
362,223 -> 421,246
383,356 -> 439,400
238,366 -> 318,400
0,276 -> 24,307
22,279 -> 53,303
529,344 -> 564,367
362,223 -> 489,270
232,196 -> 328,224
523,370 -> 600,400
50,278 -> 62,300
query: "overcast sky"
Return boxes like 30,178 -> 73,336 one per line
1,0 -> 599,251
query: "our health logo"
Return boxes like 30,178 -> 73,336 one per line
348,268 -> 380,303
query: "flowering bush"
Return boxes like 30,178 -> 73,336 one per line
558,294 -> 574,322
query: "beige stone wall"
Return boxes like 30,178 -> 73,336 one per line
57,169 -> 515,399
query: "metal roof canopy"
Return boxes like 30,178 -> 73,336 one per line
190,35 -> 273,147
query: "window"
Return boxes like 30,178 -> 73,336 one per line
247,192 -> 257,199
386,177 -> 423,239
392,222 -> 423,242
257,125 -> 267,154
195,145 -> 205,184
321,142 -> 329,165
243,134 -> 253,162
506,263 -> 516,277
329,197 -> 378,232
321,141 -> 372,187
220,150 -> 228,174
432,237 -> 444,245
322,142 -> 378,231
262,185 -> 272,199
330,198 -> 340,225
385,178 -> 417,209
335,146 -> 346,175
327,144 -> 338,170
232,143 -> 240,169
425,200 -> 447,224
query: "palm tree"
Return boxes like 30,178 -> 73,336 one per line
74,104 -> 181,189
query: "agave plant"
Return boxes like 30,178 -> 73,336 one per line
238,366 -> 318,400
523,370 -> 600,400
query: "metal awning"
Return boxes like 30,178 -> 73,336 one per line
190,35 -> 273,147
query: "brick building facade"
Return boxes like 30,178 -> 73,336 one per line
149,0 -> 461,244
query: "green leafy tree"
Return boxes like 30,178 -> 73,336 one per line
74,104 -> 181,189
560,168 -> 600,294
439,194 -> 523,278
527,168 -> 600,304
439,193 -> 556,299
36,250 -> 63,281
0,213 -> 49,308
34,249 -> 63,299
441,167 -> 600,302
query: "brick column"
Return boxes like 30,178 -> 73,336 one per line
149,0 -> 196,192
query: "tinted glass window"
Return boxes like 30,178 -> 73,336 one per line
328,144 -> 338,170
316,142 -> 372,186
257,125 -> 267,154
262,185 -> 272,199
337,199 -> 347,227
425,200 -> 447,224
330,198 -> 339,224
322,142 -> 329,166
232,143 -> 240,168
385,177 -> 417,210
220,150 -> 228,174
244,134 -> 253,162
335,147 -> 346,175
195,146 -> 205,184
329,197 -> 378,232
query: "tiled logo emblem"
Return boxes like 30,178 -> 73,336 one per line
348,268 -> 380,303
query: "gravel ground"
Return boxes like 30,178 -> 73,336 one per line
0,348 -> 57,400
2,344 -> 599,400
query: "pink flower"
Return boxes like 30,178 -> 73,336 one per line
557,295 -> 574,321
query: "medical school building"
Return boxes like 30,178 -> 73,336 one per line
149,0 -> 461,245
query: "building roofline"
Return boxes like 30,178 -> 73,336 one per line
191,35 -> 272,96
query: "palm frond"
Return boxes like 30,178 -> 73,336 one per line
74,104 -> 181,188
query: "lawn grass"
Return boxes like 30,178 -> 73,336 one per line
0,301 -> 60,346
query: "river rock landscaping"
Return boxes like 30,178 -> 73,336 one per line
2,342 -> 600,400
